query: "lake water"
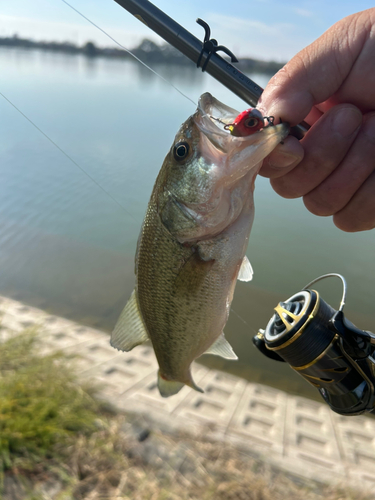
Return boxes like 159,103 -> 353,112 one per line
1,47 -> 375,401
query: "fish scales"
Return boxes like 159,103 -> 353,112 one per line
111,93 -> 289,397
138,199 -> 235,380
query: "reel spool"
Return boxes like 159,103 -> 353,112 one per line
253,274 -> 375,416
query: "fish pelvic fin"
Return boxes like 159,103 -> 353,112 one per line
110,289 -> 148,352
203,332 -> 238,360
237,255 -> 253,282
157,370 -> 204,398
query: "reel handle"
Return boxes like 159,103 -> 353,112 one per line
330,310 -> 375,359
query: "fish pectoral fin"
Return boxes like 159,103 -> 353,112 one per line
175,250 -> 215,289
196,241 -> 217,261
237,255 -> 253,282
110,290 -> 148,352
203,333 -> 238,360
157,371 -> 204,398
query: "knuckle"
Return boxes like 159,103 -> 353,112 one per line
268,65 -> 295,90
333,213 -> 375,233
270,177 -> 303,199
333,217 -> 357,232
362,112 -> 375,147
303,193 -> 336,216
306,150 -> 342,179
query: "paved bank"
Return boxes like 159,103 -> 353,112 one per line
1,295 -> 375,491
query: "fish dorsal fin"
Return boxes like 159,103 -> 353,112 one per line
238,255 -> 253,282
204,333 -> 238,360
110,290 -> 148,352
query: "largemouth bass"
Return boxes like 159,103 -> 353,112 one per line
111,93 -> 289,397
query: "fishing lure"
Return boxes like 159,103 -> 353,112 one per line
224,108 -> 275,137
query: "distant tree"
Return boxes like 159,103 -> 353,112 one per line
137,39 -> 159,52
83,41 -> 97,57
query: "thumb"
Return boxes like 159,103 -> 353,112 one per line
257,10 -> 368,125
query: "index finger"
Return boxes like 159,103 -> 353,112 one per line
257,9 -> 371,125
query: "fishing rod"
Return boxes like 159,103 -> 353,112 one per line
113,0 -> 309,140
112,1 -> 375,417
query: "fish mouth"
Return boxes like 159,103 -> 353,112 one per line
195,92 -> 289,152
195,93 -> 239,149
194,92 -> 290,156
196,93 -> 239,136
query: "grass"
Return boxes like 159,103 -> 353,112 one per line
0,331 -> 99,476
0,330 -> 374,500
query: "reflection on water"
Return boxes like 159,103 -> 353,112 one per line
1,48 -> 375,402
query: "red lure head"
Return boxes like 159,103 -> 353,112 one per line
225,108 -> 265,137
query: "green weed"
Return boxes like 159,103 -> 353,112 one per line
0,332 -> 99,476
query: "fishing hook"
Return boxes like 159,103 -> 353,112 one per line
264,116 -> 275,126
209,115 -> 227,126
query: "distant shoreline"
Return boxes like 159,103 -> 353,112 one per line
0,35 -> 284,74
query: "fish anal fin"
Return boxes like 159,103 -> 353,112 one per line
238,255 -> 253,282
203,332 -> 238,360
110,290 -> 148,352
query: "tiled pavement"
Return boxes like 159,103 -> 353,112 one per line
1,295 -> 375,492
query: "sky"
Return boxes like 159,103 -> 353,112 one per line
0,0 -> 374,61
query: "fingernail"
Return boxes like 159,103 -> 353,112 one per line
267,152 -> 301,169
334,107 -> 362,138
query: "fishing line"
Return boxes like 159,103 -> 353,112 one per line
0,91 -> 138,222
2,91 -> 253,328
60,0 -> 252,325
61,0 -> 197,107
4,5 -> 253,329
2,0 -> 199,222
1,94 -> 252,331
230,307 -> 254,331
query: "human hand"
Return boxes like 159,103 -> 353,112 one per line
257,8 -> 375,232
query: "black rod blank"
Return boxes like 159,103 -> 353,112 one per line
114,0 -> 309,139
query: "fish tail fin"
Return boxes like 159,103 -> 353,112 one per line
185,378 -> 204,394
157,370 -> 204,398
157,371 -> 185,398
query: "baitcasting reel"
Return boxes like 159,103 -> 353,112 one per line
253,274 -> 375,416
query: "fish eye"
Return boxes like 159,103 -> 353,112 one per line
173,141 -> 190,161
244,117 -> 259,128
